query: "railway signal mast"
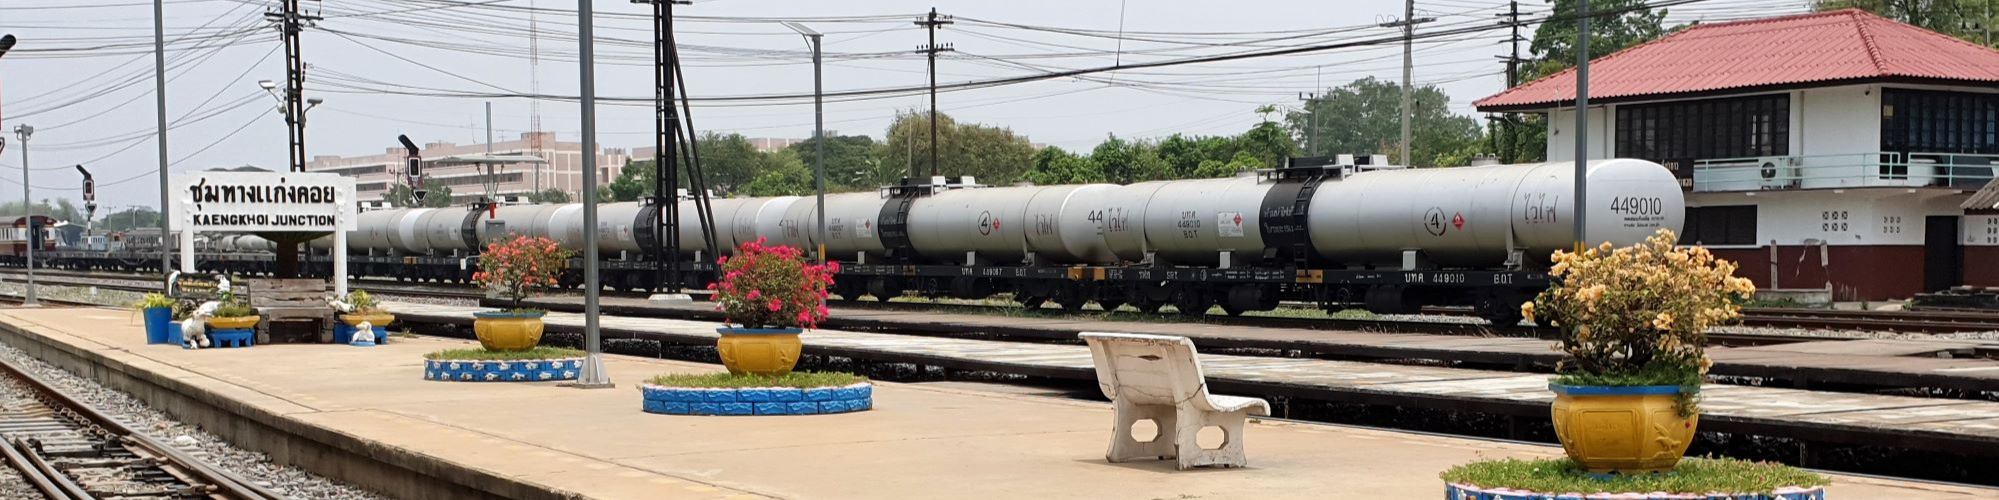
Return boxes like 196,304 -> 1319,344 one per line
634,0 -> 720,295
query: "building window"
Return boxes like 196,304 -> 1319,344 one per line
431,173 -> 524,187
1680,206 -> 1757,245
316,165 -> 387,177
1882,88 -> 1999,155
356,182 -> 387,192
1615,94 -> 1790,163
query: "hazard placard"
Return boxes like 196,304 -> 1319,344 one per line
1217,212 -> 1244,237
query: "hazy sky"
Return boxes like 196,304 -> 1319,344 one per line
0,0 -> 1806,211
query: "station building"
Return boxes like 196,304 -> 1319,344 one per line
304,132 -> 629,205
1476,9 -> 1999,300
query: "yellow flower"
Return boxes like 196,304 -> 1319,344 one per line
1520,301 -> 1536,322
1652,312 -> 1674,330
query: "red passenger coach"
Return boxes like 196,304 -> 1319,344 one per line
0,215 -> 57,263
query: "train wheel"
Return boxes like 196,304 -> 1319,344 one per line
1017,295 -> 1047,310
1172,289 -> 1211,318
1131,298 -> 1166,314
1096,300 -> 1126,313
1475,289 -> 1530,327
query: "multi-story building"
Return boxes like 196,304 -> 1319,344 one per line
305,132 -> 629,205
1475,9 -> 1999,300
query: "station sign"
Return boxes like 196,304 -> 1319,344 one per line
168,171 -> 357,232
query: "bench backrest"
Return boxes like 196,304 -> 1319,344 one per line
1080,332 -> 1211,406
244,278 -> 326,309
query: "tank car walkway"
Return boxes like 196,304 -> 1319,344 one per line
0,307 -> 1985,500
527,296 -> 1999,394
422,301 -> 1999,460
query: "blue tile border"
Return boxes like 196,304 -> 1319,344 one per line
641,383 -> 873,416
1443,483 -> 1827,500
423,357 -> 583,382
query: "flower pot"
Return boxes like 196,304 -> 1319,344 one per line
205,316 -> 260,330
1549,384 -> 1699,474
142,307 -> 173,344
716,327 -> 803,376
473,311 -> 546,351
339,312 -> 395,328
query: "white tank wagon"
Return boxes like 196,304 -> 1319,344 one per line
1306,158 -> 1684,268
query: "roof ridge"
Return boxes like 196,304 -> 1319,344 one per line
1848,9 -> 1889,75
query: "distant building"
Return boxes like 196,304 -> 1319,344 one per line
306,132 -> 629,205
1475,9 -> 1999,300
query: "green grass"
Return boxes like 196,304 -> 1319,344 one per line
424,346 -> 585,360
1441,457 -> 1829,495
646,371 -> 867,389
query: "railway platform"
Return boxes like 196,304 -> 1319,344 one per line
524,296 -> 1999,394
0,306 -> 1988,500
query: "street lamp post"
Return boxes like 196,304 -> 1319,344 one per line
782,22 -> 826,264
13,124 -> 36,306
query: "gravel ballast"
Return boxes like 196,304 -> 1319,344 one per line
0,341 -> 394,500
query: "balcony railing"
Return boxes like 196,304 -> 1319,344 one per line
1690,152 -> 1996,192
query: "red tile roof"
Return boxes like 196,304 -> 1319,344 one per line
1474,9 -> 1999,111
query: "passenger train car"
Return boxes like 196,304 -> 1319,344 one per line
0,215 -> 58,264
33,158 -> 1686,324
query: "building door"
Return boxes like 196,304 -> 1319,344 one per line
1925,216 -> 1962,292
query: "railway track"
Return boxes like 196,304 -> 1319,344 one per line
11,269 -> 1999,338
0,354 -> 289,500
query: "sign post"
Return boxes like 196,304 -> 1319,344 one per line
169,171 -> 357,294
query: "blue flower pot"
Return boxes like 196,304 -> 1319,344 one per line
165,322 -> 184,346
143,307 -> 172,344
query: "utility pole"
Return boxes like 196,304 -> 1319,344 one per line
153,0 -> 171,288
636,0 -> 691,295
572,0 -> 612,389
12,124 -> 35,306
784,22 -> 827,263
485,102 -> 493,155
264,0 -> 320,172
1381,2 -> 1434,167
1494,0 -> 1528,162
1574,0 -> 1592,249
1298,91 -> 1319,157
915,8 -> 953,179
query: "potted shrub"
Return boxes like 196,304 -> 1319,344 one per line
710,237 -> 837,376
204,279 -> 260,330
1521,229 -> 1754,474
133,293 -> 177,344
334,289 -> 393,344
470,234 -> 571,351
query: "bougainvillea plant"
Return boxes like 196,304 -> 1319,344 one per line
711,237 -> 838,329
473,234 -> 573,311
1523,228 -> 1756,414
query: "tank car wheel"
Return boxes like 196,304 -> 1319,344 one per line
1474,290 -> 1530,327
1219,304 -> 1247,317
1131,299 -> 1166,314
1171,290 -> 1212,318
1017,295 -> 1047,310
1096,300 -> 1126,313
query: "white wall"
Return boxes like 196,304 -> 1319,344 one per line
1795,85 -> 1884,189
1546,106 -> 1612,161
1687,189 -> 1967,247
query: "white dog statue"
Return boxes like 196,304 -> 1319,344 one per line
180,301 -> 219,349
350,320 -> 377,346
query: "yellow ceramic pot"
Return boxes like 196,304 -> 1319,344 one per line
205,316 -> 260,330
339,312 -> 396,328
473,311 -> 546,351
1549,384 -> 1699,474
716,327 -> 803,376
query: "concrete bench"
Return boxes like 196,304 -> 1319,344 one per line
1080,332 -> 1271,469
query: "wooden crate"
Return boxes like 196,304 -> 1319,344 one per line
245,278 -> 331,344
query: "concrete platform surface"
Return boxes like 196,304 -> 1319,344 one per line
0,307 -> 1990,500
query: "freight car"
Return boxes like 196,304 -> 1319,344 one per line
295,158 -> 1683,324
0,215 -> 57,265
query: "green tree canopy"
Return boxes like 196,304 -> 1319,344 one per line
1285,77 -> 1480,167
881,110 -> 1037,185
1816,0 -> 1995,46
788,134 -> 881,191
382,178 -> 453,208
1527,0 -> 1669,80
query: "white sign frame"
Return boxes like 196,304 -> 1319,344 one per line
168,171 -> 356,296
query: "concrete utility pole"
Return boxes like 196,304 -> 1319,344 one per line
153,0 -> 171,289
1574,0 -> 1592,249
915,8 -> 953,179
783,22 -> 827,263
13,124 -> 36,307
1380,2 -> 1433,167
571,0 -> 612,389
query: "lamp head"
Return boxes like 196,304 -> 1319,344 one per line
307,97 -> 325,106
258,80 -> 277,90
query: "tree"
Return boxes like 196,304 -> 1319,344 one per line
1816,0 -> 1993,46
1191,151 -> 1264,178
383,178 -> 453,208
881,110 -> 1038,185
1527,0 -> 1668,80
1088,135 -> 1170,184
1285,77 -> 1480,167
101,206 -> 162,232
1023,147 -> 1105,185
526,189 -> 571,204
741,150 -> 814,197
787,134 -> 881,191
1235,120 -> 1297,168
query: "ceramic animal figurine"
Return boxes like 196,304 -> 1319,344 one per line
350,320 -> 376,346
181,301 -> 218,349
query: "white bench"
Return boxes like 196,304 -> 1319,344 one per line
1080,332 -> 1271,469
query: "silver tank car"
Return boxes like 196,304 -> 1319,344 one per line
1307,158 -> 1684,267
1022,184 -> 1118,264
777,191 -> 891,261
1100,175 -> 1274,266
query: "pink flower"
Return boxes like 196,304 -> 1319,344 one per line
815,304 -> 829,317
767,299 -> 783,312
797,311 -> 811,324
746,289 -> 761,300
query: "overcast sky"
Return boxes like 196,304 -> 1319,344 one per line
0,0 -> 1806,211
